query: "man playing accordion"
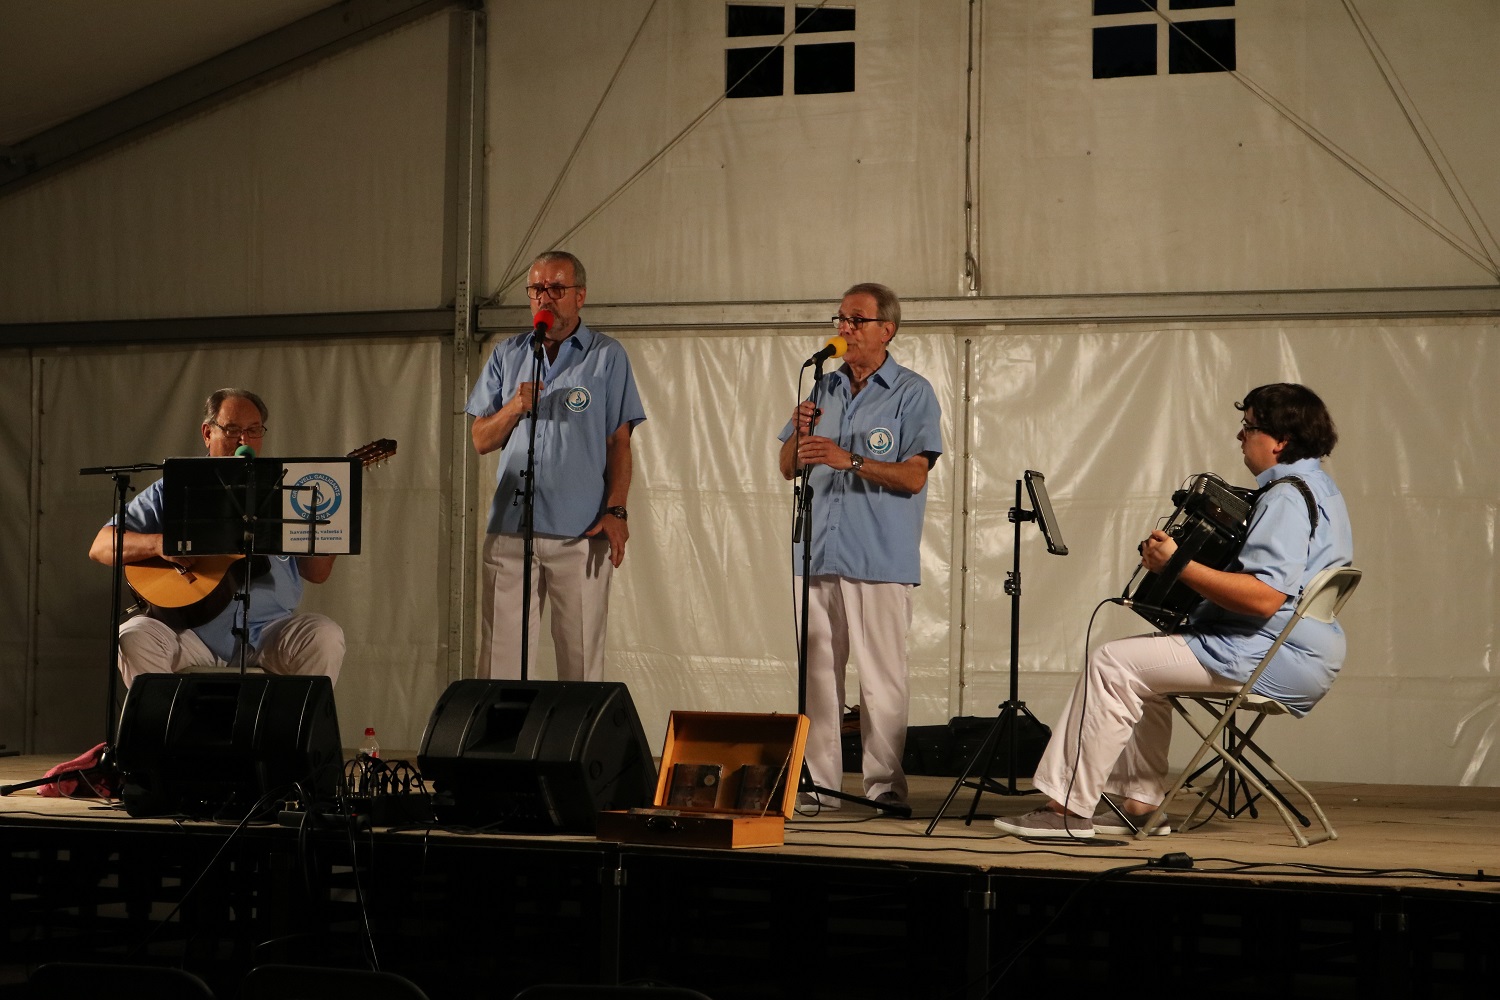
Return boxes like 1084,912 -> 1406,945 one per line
994,383 -> 1354,840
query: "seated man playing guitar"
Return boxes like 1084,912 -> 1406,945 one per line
88,388 -> 345,687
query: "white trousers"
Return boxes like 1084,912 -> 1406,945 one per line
479,533 -> 613,682
117,613 -> 345,687
1033,632 -> 1241,818
796,575 -> 913,803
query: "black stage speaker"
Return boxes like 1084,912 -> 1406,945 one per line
114,674 -> 343,819
417,679 -> 657,832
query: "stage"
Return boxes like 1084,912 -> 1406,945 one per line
2,753 -> 1497,998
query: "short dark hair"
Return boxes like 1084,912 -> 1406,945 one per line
203,388 -> 268,425
843,282 -> 901,333
531,250 -> 587,288
1236,383 -> 1338,462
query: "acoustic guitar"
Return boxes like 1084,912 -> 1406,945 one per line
124,439 -> 396,626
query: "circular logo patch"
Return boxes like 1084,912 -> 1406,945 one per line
867,427 -> 895,456
565,387 -> 592,412
289,472 -> 342,520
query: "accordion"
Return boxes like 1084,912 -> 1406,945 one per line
1123,473 -> 1256,632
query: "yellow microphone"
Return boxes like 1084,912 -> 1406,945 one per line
803,336 -> 847,368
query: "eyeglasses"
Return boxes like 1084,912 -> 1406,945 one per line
1239,421 -> 1266,436
525,283 -> 582,301
832,315 -> 883,330
209,421 -> 267,440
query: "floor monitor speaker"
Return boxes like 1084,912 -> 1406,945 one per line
417,679 -> 657,832
115,673 -> 342,819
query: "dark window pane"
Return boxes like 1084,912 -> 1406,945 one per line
1093,23 -> 1157,78
1170,0 -> 1233,9
726,45 -> 784,98
796,5 -> 855,32
727,3 -> 784,37
1169,18 -> 1235,73
1094,0 -> 1156,14
794,41 -> 854,94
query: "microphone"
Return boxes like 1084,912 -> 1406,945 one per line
802,336 -> 847,368
531,309 -> 555,358
234,444 -> 256,459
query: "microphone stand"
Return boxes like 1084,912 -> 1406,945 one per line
229,457 -> 263,676
78,461 -> 163,745
513,331 -> 546,680
793,357 -> 909,818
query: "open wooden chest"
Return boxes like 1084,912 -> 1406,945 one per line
595,711 -> 808,849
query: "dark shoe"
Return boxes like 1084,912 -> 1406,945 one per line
993,807 -> 1093,840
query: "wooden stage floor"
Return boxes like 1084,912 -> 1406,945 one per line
4,753 -> 1498,890
3,753 -> 1499,998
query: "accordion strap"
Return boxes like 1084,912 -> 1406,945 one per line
1253,475 -> 1318,533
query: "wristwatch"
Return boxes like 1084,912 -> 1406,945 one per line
605,505 -> 628,521
849,453 -> 865,473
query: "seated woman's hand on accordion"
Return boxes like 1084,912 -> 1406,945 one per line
1139,529 -> 1178,574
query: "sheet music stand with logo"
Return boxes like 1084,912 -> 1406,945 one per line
160,455 -> 363,673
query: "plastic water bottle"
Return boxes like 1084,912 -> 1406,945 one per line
360,727 -> 380,759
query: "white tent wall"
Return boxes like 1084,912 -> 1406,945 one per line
0,14 -> 450,322
982,1 -> 1500,292
953,318 -> 1500,785
0,355 -> 35,751
588,328 -> 959,749
1,1 -> 1498,789
485,0 -> 972,305
29,339 -> 451,754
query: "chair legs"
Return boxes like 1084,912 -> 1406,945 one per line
1137,698 -> 1337,848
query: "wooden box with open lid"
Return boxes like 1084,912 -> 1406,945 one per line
595,711 -> 808,849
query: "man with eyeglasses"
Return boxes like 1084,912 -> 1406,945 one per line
88,388 -> 346,686
994,383 -> 1353,840
777,283 -> 942,810
467,250 -> 645,681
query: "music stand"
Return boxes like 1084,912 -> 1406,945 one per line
161,456 -> 362,673
925,470 -> 1067,834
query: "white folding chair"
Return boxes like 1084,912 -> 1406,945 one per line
1136,565 -> 1362,847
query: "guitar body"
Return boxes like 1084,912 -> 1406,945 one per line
126,556 -> 244,630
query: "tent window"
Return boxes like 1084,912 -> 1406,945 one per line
1094,0 -> 1156,12
795,42 -> 854,94
727,45 -> 785,98
726,3 -> 856,99
1093,24 -> 1157,79
795,5 -> 855,33
728,4 -> 785,37
1092,2 -> 1235,79
1169,18 -> 1236,73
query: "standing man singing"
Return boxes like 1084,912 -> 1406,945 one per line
777,283 -> 943,809
468,251 -> 645,681
88,388 -> 345,686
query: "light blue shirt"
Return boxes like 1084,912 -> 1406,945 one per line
779,353 -> 942,585
1185,457 -> 1355,715
111,478 -> 304,662
467,322 -> 645,537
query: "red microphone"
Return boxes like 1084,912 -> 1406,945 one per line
530,309 -> 555,358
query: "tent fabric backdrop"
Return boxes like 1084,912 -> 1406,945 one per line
4,1 -> 1499,790
14,307 -> 1500,788
29,338 -> 450,754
